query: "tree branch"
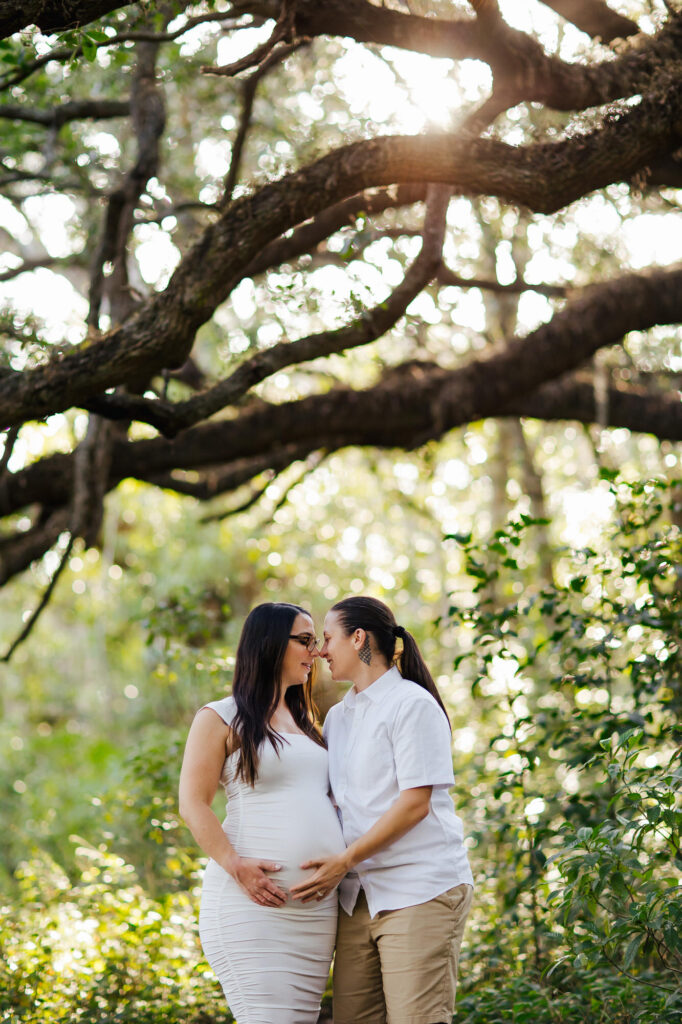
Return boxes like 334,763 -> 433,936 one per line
538,1 -> 639,42
0,507 -> 70,583
0,99 -> 129,126
284,0 -> 680,113
244,184 -> 428,277
503,372 -> 682,439
85,183 -> 451,435
436,265 -> 570,298
1,531 -> 74,663
145,441 -> 314,501
222,39 -> 307,202
2,81 -> 681,431
2,264 -> 681,531
0,254 -> 87,283
202,0 -> 297,77
88,38 -> 166,328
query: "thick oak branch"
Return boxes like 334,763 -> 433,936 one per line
3,264 -> 681,522
2,83 -> 680,431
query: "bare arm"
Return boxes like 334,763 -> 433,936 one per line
289,786 -> 432,902
179,708 -> 287,906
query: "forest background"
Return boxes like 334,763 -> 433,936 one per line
0,0 -> 681,1021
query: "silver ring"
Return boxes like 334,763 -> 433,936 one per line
316,889 -> 325,897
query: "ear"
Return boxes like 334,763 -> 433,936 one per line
352,628 -> 365,649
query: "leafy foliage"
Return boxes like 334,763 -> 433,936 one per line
448,477 -> 682,1022
2,478 -> 680,1021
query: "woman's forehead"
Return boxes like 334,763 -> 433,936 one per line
292,611 -> 314,632
323,610 -> 341,632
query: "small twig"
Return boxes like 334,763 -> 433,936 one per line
200,478 -> 274,522
0,255 -> 87,283
202,0 -> 297,77
1,533 -> 75,663
134,200 -> 217,225
436,265 -> 570,297
0,426 -> 19,477
223,39 -> 307,201
262,450 -> 326,519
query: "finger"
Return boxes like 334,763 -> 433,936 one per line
299,859 -> 322,870
259,861 -> 282,872
290,885 -> 318,901
290,874 -> 320,895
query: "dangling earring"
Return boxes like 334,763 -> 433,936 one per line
358,636 -> 372,665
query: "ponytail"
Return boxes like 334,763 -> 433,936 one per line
331,597 -> 450,727
397,627 -> 450,727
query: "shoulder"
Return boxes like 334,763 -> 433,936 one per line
198,694 -> 237,728
390,675 -> 439,710
389,678 -> 449,732
323,699 -> 344,736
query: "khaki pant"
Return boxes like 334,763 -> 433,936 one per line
333,883 -> 473,1024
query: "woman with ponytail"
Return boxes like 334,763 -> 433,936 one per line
290,596 -> 473,1024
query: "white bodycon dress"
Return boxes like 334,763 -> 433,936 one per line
198,696 -> 346,1024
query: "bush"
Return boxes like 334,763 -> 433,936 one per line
0,843 -> 230,1023
450,478 -> 682,1023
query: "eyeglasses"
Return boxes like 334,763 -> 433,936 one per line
289,633 -> 320,653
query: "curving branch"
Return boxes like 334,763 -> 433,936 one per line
2,79 -> 681,431
436,265 -> 569,299
0,99 -> 130,126
84,184 -> 451,435
0,254 -> 87,282
2,263 -> 680,530
244,184 -> 429,277
202,0 -> 297,78
538,1 -> 640,42
502,372 -> 682,439
284,0 -> 682,113
222,39 -> 307,202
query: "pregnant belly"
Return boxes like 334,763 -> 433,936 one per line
226,796 -> 346,893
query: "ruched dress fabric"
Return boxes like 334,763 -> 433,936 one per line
198,697 -> 346,1024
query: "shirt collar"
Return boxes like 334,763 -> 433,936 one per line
342,665 -> 401,709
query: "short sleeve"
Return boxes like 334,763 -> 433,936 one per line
200,695 -> 237,728
392,695 -> 455,791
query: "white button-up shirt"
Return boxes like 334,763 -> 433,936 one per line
323,665 -> 474,918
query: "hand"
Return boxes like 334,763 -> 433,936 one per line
230,857 -> 288,907
289,854 -> 350,903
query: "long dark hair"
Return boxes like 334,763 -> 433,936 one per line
231,602 -> 324,785
331,596 -> 450,726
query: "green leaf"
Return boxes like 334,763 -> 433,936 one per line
622,932 -> 644,970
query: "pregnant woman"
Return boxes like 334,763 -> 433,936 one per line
179,601 -> 345,1024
